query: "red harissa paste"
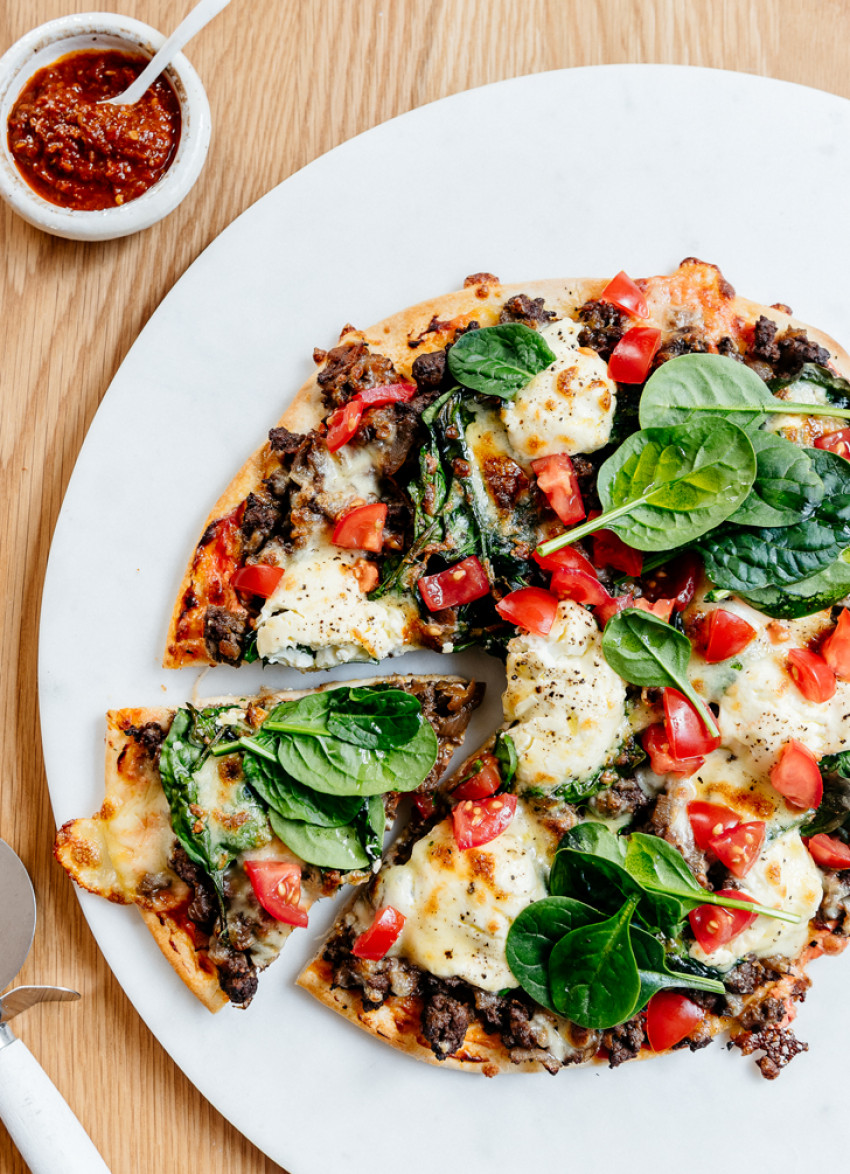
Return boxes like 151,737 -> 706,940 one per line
7,50 -> 181,210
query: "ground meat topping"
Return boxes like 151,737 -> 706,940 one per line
421,985 -> 471,1059
603,1015 -> 645,1067
749,315 -> 831,380
498,294 -> 556,329
576,299 -> 627,360
125,720 -> 166,763
482,456 -> 531,510
240,491 -> 281,554
354,402 -> 421,477
203,606 -> 247,665
169,845 -> 217,930
732,1024 -> 808,1079
207,936 -> 258,1007
268,425 -> 307,454
411,348 -> 448,393
316,340 -> 399,409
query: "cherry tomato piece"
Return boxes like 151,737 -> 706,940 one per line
496,587 -> 559,636
787,647 -> 836,703
646,991 -> 704,1052
663,689 -> 721,758
642,552 -> 701,612
244,861 -> 308,927
822,609 -> 850,680
453,755 -> 502,802
452,793 -> 518,851
599,270 -> 649,319
642,723 -> 704,777
698,608 -> 757,664
688,890 -> 758,952
411,794 -> 435,820
770,739 -> 823,810
533,545 -> 596,577
708,821 -> 765,878
607,326 -> 662,384
332,502 -> 387,552
591,529 -> 644,577
232,563 -> 284,598
687,801 -> 740,851
352,906 -> 406,960
594,593 -> 635,627
550,567 -> 612,607
325,398 -> 364,452
531,455 -> 586,526
418,556 -> 490,611
806,833 -> 850,870
814,427 -> 850,460
356,382 -> 417,407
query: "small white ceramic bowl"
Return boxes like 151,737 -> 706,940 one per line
0,12 -> 211,240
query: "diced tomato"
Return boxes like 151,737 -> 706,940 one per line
806,833 -> 850,870
607,326 -> 662,384
533,545 -> 596,577
356,382 -> 417,407
642,723 -> 704,777
642,552 -> 701,612
709,822 -> 765,878
531,455 -> 586,526
822,609 -> 850,680
593,593 -> 635,627
591,529 -> 644,577
331,502 -> 387,552
770,739 -> 823,810
496,587 -> 559,636
325,398 -> 364,452
599,271 -> 649,319
550,567 -> 612,607
453,755 -> 502,801
231,563 -> 284,598
663,689 -> 721,758
787,647 -> 836,703
698,608 -> 757,663
351,906 -> 405,960
244,861 -> 308,927
635,597 -> 674,622
687,801 -> 740,852
646,991 -> 704,1052
688,890 -> 758,953
814,427 -> 850,460
412,794 -> 435,820
418,556 -> 490,611
452,793 -> 517,851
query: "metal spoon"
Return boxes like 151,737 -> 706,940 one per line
104,0 -> 233,107
0,838 -> 111,1173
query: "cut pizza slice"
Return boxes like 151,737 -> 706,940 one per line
298,600 -> 849,1078
55,674 -> 482,1011
164,258 -> 850,673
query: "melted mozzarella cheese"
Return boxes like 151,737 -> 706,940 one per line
500,319 -> 616,458
256,547 -> 416,669
503,601 -> 629,792
690,830 -> 823,969
379,805 -> 557,991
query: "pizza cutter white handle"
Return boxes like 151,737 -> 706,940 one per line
0,1034 -> 111,1173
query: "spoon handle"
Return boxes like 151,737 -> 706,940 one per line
107,0 -> 233,106
0,1034 -> 112,1173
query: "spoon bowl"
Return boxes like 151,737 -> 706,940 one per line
0,839 -> 36,990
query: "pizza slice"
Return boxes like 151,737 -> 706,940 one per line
55,675 -> 482,1011
298,599 -> 850,1078
164,258 -> 850,673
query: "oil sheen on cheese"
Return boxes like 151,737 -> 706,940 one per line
500,319 -> 616,459
379,806 -> 557,991
503,601 -> 629,793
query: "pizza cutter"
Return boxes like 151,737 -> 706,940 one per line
0,838 -> 111,1173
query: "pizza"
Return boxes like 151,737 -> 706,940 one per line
55,675 -> 482,1010
61,258 -> 850,1076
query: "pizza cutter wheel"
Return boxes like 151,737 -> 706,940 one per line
0,837 -> 111,1173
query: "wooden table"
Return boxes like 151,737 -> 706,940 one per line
1,1 -> 847,1169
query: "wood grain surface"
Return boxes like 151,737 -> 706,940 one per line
1,1 -> 849,1170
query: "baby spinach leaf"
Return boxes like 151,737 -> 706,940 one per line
769,363 -> 850,411
630,926 -> 725,1010
242,752 -> 363,827
801,753 -> 850,837
447,323 -> 556,399
268,811 -> 370,870
727,431 -> 823,528
537,419 -> 756,559
325,687 -> 423,749
741,549 -> 850,619
505,897 -> 602,1011
601,609 -> 719,738
276,715 -> 438,797
641,353 -> 850,428
560,822 -> 626,863
699,447 -> 850,592
549,843 -> 683,936
548,897 -> 641,1029
494,731 -> 518,789
354,795 -> 387,865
